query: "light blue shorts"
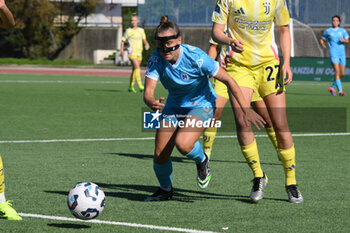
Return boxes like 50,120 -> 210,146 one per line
330,54 -> 346,66
161,105 -> 215,124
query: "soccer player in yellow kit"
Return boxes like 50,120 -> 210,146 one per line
212,0 -> 303,203
121,13 -> 150,93
0,0 -> 22,220
204,36 -> 279,160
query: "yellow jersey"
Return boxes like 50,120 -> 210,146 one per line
122,27 -> 146,57
212,0 -> 290,66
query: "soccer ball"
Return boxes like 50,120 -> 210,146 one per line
67,182 -> 106,220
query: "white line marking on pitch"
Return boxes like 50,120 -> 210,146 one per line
19,213 -> 218,233
0,137 -> 155,143
0,133 -> 349,144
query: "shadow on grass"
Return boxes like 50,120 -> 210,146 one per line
105,152 -> 189,163
106,152 -> 281,166
47,223 -> 91,229
45,184 -> 287,204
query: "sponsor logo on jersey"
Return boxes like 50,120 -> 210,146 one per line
234,7 -> 245,15
215,4 -> 220,14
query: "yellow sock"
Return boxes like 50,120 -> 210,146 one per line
241,140 -> 264,177
203,127 -> 218,157
265,127 -> 278,150
134,68 -> 143,88
278,145 -> 297,186
129,70 -> 136,88
0,155 -> 5,194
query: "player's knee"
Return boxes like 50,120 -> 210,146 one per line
175,140 -> 193,155
214,108 -> 224,119
272,120 -> 289,133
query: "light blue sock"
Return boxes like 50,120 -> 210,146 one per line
336,79 -> 343,92
331,81 -> 337,89
185,141 -> 205,164
153,159 -> 172,189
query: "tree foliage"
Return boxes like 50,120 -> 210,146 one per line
0,0 -> 101,59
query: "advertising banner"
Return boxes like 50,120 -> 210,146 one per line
290,57 -> 350,82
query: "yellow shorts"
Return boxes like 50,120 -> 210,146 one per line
129,54 -> 142,61
214,74 -> 263,102
225,59 -> 285,101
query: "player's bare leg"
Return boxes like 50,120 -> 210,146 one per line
230,88 -> 267,202
252,100 -> 279,160
264,92 -> 303,203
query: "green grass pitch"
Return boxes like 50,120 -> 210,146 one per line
0,73 -> 349,232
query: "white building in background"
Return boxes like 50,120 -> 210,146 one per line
50,0 -> 144,6
112,0 -> 145,6
50,0 -> 145,27
49,0 -> 145,64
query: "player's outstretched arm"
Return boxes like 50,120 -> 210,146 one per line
0,0 -> 14,29
120,41 -> 125,56
340,37 -> 349,44
319,38 -> 327,49
208,43 -> 219,60
143,38 -> 150,50
144,77 -> 164,111
278,25 -> 293,85
214,67 -> 265,129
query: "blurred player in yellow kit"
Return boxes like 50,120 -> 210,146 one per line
0,0 -> 22,220
120,13 -> 150,93
212,0 -> 303,203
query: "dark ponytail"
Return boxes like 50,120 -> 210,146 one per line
155,15 -> 180,38
160,15 -> 169,24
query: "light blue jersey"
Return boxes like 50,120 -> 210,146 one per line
145,44 -> 219,109
322,27 -> 349,57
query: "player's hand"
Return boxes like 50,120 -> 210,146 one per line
229,39 -> 244,53
120,50 -> 124,56
0,0 -> 6,8
243,109 -> 266,130
145,44 -> 150,51
152,97 -> 165,111
282,64 -> 293,85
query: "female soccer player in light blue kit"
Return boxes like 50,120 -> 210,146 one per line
320,15 -> 349,96
143,16 -> 265,201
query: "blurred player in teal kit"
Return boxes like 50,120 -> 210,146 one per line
320,15 -> 349,96
143,16 -> 265,201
